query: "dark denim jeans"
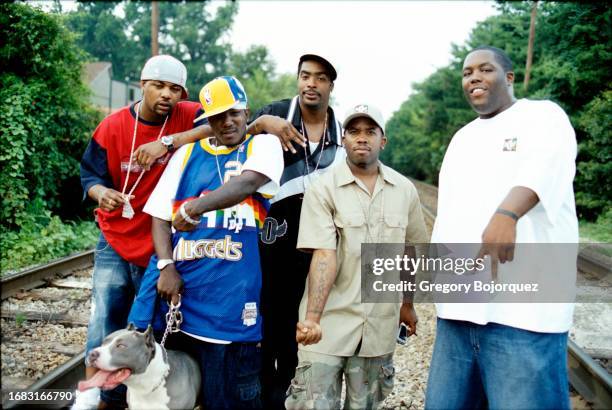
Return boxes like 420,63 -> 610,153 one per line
425,318 -> 570,410
86,234 -> 144,407
165,332 -> 262,410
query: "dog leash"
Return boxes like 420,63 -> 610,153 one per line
160,294 -> 183,347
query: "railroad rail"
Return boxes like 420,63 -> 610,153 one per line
1,251 -> 92,409
1,250 -> 94,300
415,181 -> 612,409
569,339 -> 612,409
1,181 -> 610,409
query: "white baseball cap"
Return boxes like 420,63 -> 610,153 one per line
140,55 -> 188,99
343,103 -> 385,135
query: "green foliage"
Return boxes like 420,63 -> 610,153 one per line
579,208 -> 612,243
64,1 -> 241,98
62,2 -> 136,79
225,45 -> 296,113
63,2 -> 290,102
0,3 -> 101,231
0,211 -> 98,274
574,91 -> 612,218
243,71 -> 296,115
124,1 -> 239,97
384,2 -> 611,220
15,313 -> 26,327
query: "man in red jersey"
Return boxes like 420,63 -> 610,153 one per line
76,55 -> 206,409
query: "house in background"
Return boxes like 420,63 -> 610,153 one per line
85,62 -> 140,114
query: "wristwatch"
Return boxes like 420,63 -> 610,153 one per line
161,135 -> 175,153
157,259 -> 174,271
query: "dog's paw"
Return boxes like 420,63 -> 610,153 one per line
71,387 -> 100,410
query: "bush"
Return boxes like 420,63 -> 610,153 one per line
579,208 -> 612,243
0,211 -> 99,274
0,3 -> 101,231
574,91 -> 612,220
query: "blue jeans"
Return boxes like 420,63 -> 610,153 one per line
425,318 -> 569,410
86,233 -> 145,407
165,332 -> 262,410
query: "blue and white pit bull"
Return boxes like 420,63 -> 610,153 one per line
79,324 -> 200,410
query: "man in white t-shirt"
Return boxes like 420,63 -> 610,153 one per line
128,76 -> 283,409
425,46 -> 578,410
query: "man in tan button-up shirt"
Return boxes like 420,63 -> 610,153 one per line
285,103 -> 429,410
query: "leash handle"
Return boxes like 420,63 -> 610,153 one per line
160,294 -> 183,347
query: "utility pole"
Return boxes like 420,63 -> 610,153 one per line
524,1 -> 538,92
151,1 -> 159,56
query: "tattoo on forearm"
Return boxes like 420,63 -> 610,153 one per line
312,259 -> 328,311
308,252 -> 336,316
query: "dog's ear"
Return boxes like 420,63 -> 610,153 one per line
127,322 -> 136,331
144,325 -> 155,346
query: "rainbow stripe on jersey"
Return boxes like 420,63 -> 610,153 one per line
161,134 -> 269,341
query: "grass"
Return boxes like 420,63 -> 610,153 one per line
579,208 -> 612,244
0,214 -> 98,275
15,312 -> 26,327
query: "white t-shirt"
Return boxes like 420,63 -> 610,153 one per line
144,133 -> 283,343
145,134 -> 283,221
432,99 -> 578,333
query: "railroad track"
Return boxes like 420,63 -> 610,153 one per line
2,251 -> 93,409
1,181 -> 610,409
413,179 -> 612,409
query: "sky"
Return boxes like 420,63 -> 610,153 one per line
228,1 -> 497,120
41,0 -> 497,121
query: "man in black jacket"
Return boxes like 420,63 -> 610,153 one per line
249,54 -> 345,408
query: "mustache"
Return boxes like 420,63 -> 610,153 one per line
353,145 -> 371,151
302,90 -> 321,97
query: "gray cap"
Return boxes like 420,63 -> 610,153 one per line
141,55 -> 188,99
343,103 -> 385,135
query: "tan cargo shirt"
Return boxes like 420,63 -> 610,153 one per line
297,159 -> 429,357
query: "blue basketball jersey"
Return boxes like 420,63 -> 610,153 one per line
129,135 -> 270,342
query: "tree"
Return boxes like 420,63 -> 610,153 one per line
0,3 -> 100,230
574,91 -> 612,217
228,45 -> 296,113
122,1 -> 239,97
64,2 -> 290,104
63,2 -> 136,80
384,2 -> 611,220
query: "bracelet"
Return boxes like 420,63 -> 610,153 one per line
179,202 -> 201,225
495,208 -> 519,221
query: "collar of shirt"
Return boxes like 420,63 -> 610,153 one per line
289,96 -> 342,147
335,159 -> 400,188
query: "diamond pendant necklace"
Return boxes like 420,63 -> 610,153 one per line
120,101 -> 168,219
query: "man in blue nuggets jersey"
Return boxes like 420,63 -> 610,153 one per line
129,76 -> 283,409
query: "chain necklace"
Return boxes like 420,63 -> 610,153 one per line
301,113 -> 328,192
212,136 -> 246,233
120,101 -> 169,219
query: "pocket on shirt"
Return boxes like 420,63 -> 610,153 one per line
383,214 -> 408,242
333,213 -> 366,253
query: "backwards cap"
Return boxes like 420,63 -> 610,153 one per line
141,55 -> 188,99
194,76 -> 248,122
